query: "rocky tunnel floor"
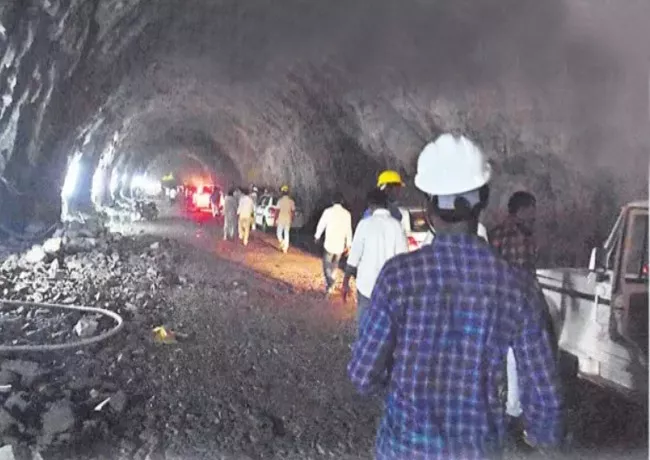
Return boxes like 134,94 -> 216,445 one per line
0,217 -> 646,460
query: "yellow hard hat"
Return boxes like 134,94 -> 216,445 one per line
377,170 -> 404,188
280,185 -> 289,193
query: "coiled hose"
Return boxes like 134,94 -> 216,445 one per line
0,299 -> 124,353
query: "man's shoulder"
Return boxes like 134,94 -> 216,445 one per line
378,249 -> 425,283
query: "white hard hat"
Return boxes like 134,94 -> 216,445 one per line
414,133 -> 492,196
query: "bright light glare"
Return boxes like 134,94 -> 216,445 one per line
130,174 -> 162,196
109,170 -> 120,196
61,154 -> 82,199
91,167 -> 104,205
130,174 -> 146,190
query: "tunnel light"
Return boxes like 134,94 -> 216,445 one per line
130,174 -> 146,190
109,171 -> 120,196
91,167 -> 105,205
130,174 -> 161,196
61,154 -> 82,199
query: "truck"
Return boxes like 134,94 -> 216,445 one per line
537,200 -> 648,401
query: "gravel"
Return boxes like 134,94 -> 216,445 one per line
0,216 -> 644,460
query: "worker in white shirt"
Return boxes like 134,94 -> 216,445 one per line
314,192 -> 353,295
342,189 -> 408,333
237,187 -> 255,246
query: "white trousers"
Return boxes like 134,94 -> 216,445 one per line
506,347 -> 523,417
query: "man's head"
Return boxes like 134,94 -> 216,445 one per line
366,188 -> 388,212
280,184 -> 290,196
332,191 -> 344,205
507,191 -> 536,232
414,133 -> 492,234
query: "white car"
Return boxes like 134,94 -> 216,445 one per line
399,206 -> 489,251
254,194 -> 306,231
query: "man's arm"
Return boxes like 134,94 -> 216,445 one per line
345,212 -> 353,250
347,266 -> 397,394
342,222 -> 365,300
512,284 -> 564,449
314,209 -> 329,241
345,222 -> 366,274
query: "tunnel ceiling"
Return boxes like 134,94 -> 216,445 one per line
0,0 -> 648,222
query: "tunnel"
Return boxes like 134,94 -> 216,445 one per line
0,0 -> 648,265
0,2 -> 649,458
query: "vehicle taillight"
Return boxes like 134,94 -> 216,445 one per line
407,236 -> 419,251
643,263 -> 648,276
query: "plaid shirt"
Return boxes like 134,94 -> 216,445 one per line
347,233 -> 563,460
489,216 -> 538,273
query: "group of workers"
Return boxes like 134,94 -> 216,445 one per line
213,132 -> 559,458
221,184 -> 297,252
313,133 -> 561,459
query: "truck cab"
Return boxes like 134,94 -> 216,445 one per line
537,201 -> 648,400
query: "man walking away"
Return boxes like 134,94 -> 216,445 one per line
276,185 -> 295,253
490,191 -> 538,273
237,187 -> 255,246
314,192 -> 353,295
348,133 -> 563,460
342,188 -> 408,333
489,190 -> 539,445
222,188 -> 238,241
361,170 -> 404,222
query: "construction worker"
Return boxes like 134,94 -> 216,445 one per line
276,185 -> 295,253
348,133 -> 563,460
314,191 -> 353,296
250,185 -> 259,230
237,187 -> 255,246
342,188 -> 408,332
489,190 -> 540,446
361,170 -> 404,222
490,191 -> 538,273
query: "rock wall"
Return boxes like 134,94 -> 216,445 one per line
0,0 -> 645,265
0,0 -> 159,228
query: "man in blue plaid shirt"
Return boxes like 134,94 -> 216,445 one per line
348,134 -> 564,460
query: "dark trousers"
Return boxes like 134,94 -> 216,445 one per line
322,251 -> 341,290
357,290 -> 371,336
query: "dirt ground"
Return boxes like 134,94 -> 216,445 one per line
101,213 -> 647,460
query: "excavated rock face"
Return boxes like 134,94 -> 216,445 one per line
0,0 -> 648,247
0,0 -> 160,227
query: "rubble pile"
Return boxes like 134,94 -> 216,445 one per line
0,222 -> 191,459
